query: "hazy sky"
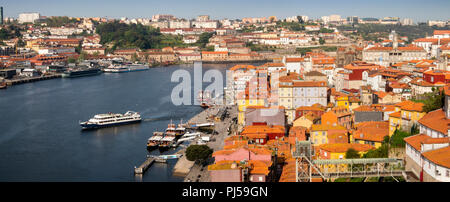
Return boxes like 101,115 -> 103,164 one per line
2,0 -> 450,22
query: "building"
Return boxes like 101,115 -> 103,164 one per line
401,18 -> 414,26
310,124 -> 348,145
363,31 -> 428,66
321,107 -> 352,129
318,143 -> 374,159
201,51 -> 228,62
244,106 -> 286,127
388,100 -> 426,136
352,121 -> 389,148
18,12 -> 40,23
353,105 -> 384,123
278,77 -> 327,123
241,124 -> 285,145
404,94 -> 450,182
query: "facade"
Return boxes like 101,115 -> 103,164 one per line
18,12 -> 40,23
279,78 -> 327,123
404,108 -> 450,182
388,100 -> 426,136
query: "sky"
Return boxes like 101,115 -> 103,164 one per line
2,0 -> 450,22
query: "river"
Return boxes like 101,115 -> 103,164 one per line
0,63 -> 260,182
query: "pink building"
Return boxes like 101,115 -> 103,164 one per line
212,147 -> 272,162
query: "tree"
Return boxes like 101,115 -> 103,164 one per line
319,37 -> 325,45
67,57 -> 76,64
185,145 -> 213,163
345,148 -> 361,159
131,53 -> 138,62
196,32 -> 214,48
390,129 -> 413,148
78,52 -> 87,62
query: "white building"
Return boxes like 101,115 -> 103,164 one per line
401,18 -> 414,26
18,12 -> 40,23
404,97 -> 450,182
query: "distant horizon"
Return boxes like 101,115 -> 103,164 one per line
2,0 -> 450,22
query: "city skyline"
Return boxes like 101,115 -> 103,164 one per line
2,0 -> 450,22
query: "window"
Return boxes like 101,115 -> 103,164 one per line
339,155 -> 343,159
446,170 -> 449,177
259,176 -> 263,182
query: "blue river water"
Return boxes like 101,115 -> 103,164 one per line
0,63 -> 256,182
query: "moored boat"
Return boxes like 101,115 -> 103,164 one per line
103,63 -> 149,73
62,67 -> 102,78
79,111 -> 141,130
147,131 -> 164,150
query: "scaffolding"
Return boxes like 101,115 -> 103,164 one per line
293,141 -> 405,182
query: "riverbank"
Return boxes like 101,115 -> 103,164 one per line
172,104 -> 238,182
4,73 -> 62,86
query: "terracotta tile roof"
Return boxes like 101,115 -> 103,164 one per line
418,109 -> 449,135
353,121 -> 389,142
410,78 -> 434,87
319,143 -> 374,153
311,124 -> 347,131
241,125 -> 285,135
285,57 -> 305,63
404,134 -> 431,151
444,85 -> 450,96
434,30 -> 450,35
389,111 -> 402,118
394,100 -> 424,112
295,105 -> 325,112
304,71 -> 326,77
353,105 -> 383,112
280,81 -> 327,88
422,138 -> 450,144
208,160 -> 241,171
422,146 -> 450,169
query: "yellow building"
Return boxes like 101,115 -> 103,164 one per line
352,121 -> 389,149
316,143 -> 374,173
388,100 -> 426,136
310,124 -> 347,145
293,112 -> 319,129
336,96 -> 349,110
237,96 -> 266,126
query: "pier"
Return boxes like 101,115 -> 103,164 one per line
5,74 -> 62,86
134,154 -> 182,175
134,156 -> 155,175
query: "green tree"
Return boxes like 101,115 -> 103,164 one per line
319,37 -> 325,45
67,57 -> 77,64
185,145 -> 213,163
78,52 -> 87,62
390,129 -> 413,148
131,53 -> 138,62
345,148 -> 361,159
196,32 -> 214,48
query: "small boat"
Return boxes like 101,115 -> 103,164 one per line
147,132 -> 164,150
158,135 -> 176,151
198,90 -> 212,109
0,83 -> 6,89
175,119 -> 186,137
79,111 -> 141,130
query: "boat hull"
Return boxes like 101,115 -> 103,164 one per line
80,120 -> 141,130
146,144 -> 159,151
